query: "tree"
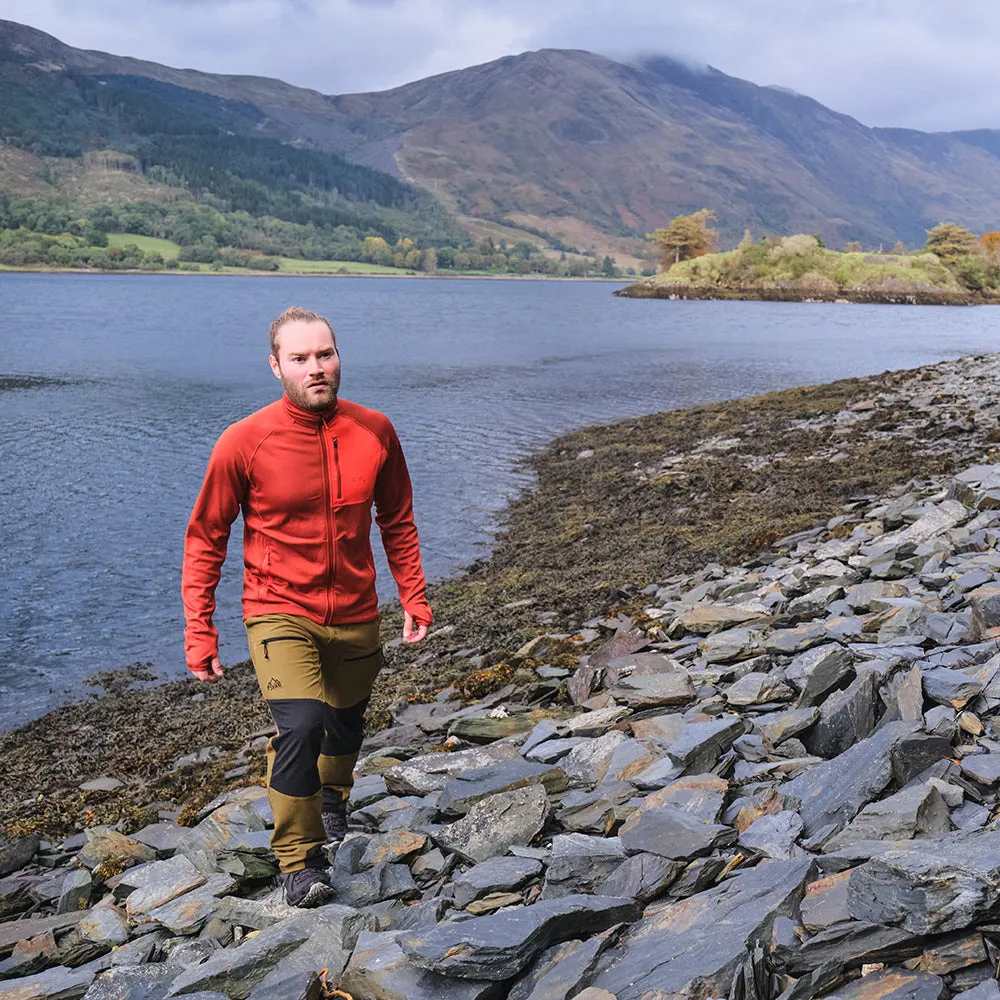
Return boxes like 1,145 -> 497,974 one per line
601,255 -> 616,278
646,209 -> 717,270
420,247 -> 437,272
739,228 -> 753,249
925,222 -> 977,260
844,241 -> 863,253
980,232 -> 1000,261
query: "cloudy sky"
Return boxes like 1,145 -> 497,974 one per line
3,0 -> 998,132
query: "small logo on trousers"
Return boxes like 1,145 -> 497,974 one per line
267,677 -> 282,691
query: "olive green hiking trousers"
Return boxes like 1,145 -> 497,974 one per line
245,613 -> 382,872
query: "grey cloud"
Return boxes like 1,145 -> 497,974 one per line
4,0 -> 1000,131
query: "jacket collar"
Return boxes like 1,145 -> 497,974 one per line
281,394 -> 339,427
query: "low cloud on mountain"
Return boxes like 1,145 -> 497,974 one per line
3,0 -> 999,131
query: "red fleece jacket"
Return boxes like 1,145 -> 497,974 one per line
182,395 -> 432,671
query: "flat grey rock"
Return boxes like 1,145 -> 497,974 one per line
665,716 -> 744,772
0,963 -> 97,999
541,834 -> 627,898
725,672 -> 794,706
399,894 -> 639,980
825,781 -> 951,850
81,965 -> 176,999
435,784 -> 551,864
737,811 -> 804,859
383,745 -> 521,796
848,828 -> 1000,934
606,671 -> 696,709
0,834 -> 39,877
437,761 -> 567,816
341,930 -> 503,1000
453,857 -> 544,909
783,721 -> 920,840
592,852 -> 683,902
619,802 -> 732,860
825,969 -> 946,1000
507,932 -> 618,1000
591,858 -> 813,1000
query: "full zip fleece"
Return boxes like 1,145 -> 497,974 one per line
182,395 -> 431,671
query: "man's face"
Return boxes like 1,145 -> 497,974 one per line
269,319 -> 341,412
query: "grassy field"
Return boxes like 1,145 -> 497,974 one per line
106,233 -> 182,258
274,257 -> 401,275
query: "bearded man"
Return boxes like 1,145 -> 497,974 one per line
182,306 -> 432,907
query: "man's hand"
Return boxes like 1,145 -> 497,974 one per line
403,612 -> 429,644
191,656 -> 224,683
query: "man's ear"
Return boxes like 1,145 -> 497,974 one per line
268,354 -> 281,380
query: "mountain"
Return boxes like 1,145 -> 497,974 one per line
4,18 -> 1000,253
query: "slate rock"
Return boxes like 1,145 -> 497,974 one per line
382,745 -> 521,797
725,672 -> 794,706
757,707 -> 819,747
121,856 -> 207,918
165,907 -> 350,998
507,931 -> 619,1000
435,784 -> 551,864
399,894 -> 639,980
437,761 -> 567,816
592,852 -> 682,903
453,857 -> 543,910
78,829 -> 156,871
78,907 -> 130,947
542,835 -> 627,898
0,835 -> 39,877
783,721 -> 920,840
619,803 -> 732,860
139,874 -> 237,936
340,930 -> 503,1000
358,830 -> 426,871
698,626 -> 765,663
664,716 -> 744,772
525,738 -> 588,764
81,964 -> 177,999
0,965 -> 96,999
954,982 -> 1000,1000
562,706 -> 631,737
328,863 -> 418,907
825,782 -> 951,849
737,811 -> 804,859
890,733 -> 953,786
558,732 -> 628,787
606,671 -> 696,709
521,720 -> 563,757
825,969 -> 946,1000
58,869 -> 93,915
799,870 -> 851,931
787,643 -> 855,707
961,753 -> 1000,786
591,859 -> 813,1000
848,828 -> 1000,934
923,666 -> 987,708
803,670 -> 877,758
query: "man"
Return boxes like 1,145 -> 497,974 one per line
182,306 -> 432,908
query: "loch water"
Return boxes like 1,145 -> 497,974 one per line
1,272 -> 998,729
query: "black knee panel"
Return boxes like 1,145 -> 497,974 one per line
268,698 -> 326,797
321,698 -> 370,757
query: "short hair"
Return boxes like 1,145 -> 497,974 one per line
269,307 -> 336,357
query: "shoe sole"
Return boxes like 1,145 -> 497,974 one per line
288,881 -> 336,908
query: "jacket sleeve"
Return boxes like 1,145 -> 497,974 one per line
182,427 -> 247,671
374,422 -> 433,626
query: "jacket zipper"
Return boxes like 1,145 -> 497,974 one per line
333,437 -> 342,500
261,636 -> 300,660
320,428 -> 337,623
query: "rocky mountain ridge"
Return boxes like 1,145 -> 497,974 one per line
5,19 -> 1000,255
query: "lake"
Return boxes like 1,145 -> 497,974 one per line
1,272 -> 998,729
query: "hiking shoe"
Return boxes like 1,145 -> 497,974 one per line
322,800 -> 349,844
282,867 -> 335,908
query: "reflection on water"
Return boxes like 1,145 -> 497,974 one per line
1,274 -> 999,728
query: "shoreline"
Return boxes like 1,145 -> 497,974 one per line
4,349 -> 1000,838
615,280 -> 1000,305
0,264 -> 629,283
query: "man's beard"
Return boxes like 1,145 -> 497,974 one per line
282,373 -> 340,412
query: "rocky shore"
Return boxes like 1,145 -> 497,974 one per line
6,351 -> 1000,998
615,282 -> 1000,305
